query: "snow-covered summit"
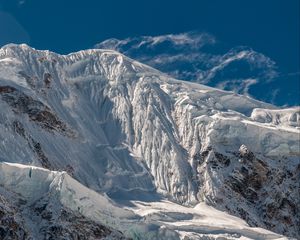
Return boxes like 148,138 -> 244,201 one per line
0,43 -> 159,82
0,44 -> 299,238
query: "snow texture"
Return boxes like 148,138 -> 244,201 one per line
0,44 -> 299,239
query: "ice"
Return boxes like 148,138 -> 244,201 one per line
0,162 -> 287,239
0,44 -> 298,238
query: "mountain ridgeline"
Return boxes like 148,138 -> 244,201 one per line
0,44 -> 299,239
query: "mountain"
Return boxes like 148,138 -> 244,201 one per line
0,43 -> 299,239
0,162 -> 129,239
95,32 -> 300,106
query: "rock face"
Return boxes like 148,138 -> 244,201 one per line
0,44 -> 299,238
213,146 -> 299,236
0,194 -> 27,240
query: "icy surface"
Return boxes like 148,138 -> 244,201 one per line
251,107 -> 300,128
0,44 -> 299,238
0,162 -> 287,239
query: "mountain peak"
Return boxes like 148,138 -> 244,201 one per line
0,44 -> 299,238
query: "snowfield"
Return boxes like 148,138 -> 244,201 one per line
0,162 -> 288,239
0,44 -> 299,239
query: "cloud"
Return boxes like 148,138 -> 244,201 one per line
95,32 -> 299,106
95,32 -> 216,51
18,0 -> 26,6
201,48 -> 278,84
216,78 -> 258,95
95,32 -> 277,82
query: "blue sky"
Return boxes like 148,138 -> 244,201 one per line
0,0 -> 299,105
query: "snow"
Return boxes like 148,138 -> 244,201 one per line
251,107 -> 300,128
0,162 -> 287,240
239,144 -> 250,156
0,162 -> 136,233
128,200 -> 286,240
0,43 -> 298,238
0,162 -> 58,203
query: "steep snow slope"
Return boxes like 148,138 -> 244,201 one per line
0,162 -> 287,240
0,44 -> 299,238
0,161 -> 132,239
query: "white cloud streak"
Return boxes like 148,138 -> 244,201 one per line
94,32 -> 297,105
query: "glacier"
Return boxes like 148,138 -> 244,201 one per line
0,162 -> 288,239
0,43 -> 299,239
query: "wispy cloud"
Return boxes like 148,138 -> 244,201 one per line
95,32 -> 298,106
216,78 -> 258,95
18,0 -> 26,6
95,32 -> 216,51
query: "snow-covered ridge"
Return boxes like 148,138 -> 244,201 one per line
0,162 -> 133,221
0,162 -> 58,202
0,43 -> 159,83
0,44 -> 299,238
251,107 -> 300,128
0,162 -> 287,239
0,162 -> 137,238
